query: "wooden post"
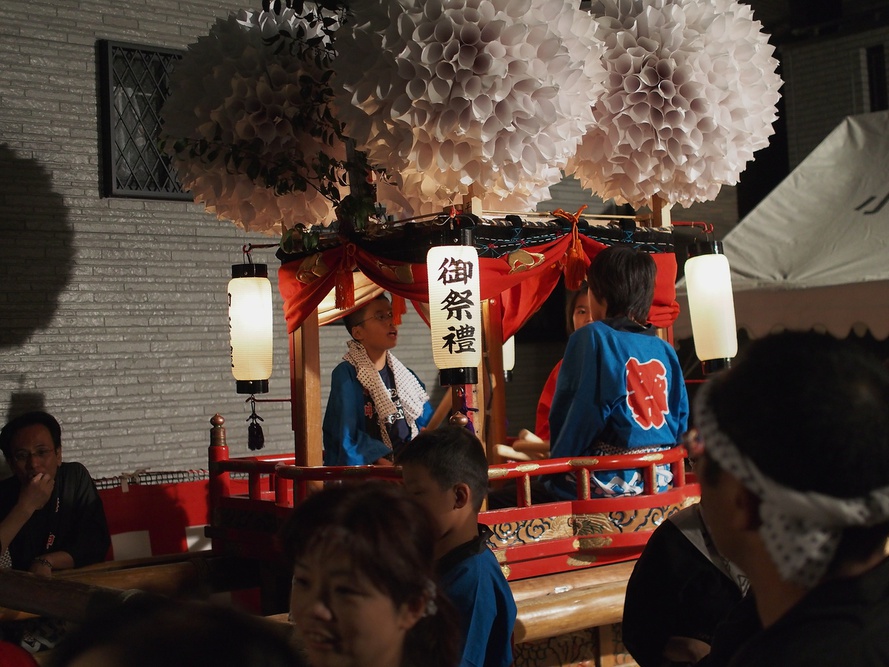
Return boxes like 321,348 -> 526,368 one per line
443,186 -> 485,439
482,297 -> 508,464
208,414 -> 230,549
650,193 -> 672,228
290,311 -> 322,466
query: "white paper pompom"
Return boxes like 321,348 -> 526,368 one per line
566,0 -> 783,209
160,5 -> 345,235
332,0 -> 605,217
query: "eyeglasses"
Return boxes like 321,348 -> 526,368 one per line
682,428 -> 704,462
356,311 -> 394,325
12,447 -> 56,464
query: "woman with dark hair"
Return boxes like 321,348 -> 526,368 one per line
280,482 -> 460,667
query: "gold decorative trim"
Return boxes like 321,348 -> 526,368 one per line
375,260 -> 415,284
506,249 -> 547,274
567,554 -> 598,566
296,254 -> 328,283
578,536 -> 613,548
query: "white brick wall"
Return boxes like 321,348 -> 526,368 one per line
5,0 -> 823,474
0,0 -> 428,477
0,0 -> 633,471
782,26 -> 889,168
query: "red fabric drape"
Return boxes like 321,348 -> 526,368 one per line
278,235 -> 679,337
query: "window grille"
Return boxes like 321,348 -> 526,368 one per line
98,40 -> 191,199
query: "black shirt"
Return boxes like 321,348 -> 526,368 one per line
0,462 -> 110,569
729,558 -> 889,667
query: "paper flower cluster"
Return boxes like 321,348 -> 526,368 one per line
566,0 -> 783,209
160,5 -> 344,235
331,0 -> 605,217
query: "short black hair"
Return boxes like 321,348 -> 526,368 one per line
587,245 -> 656,323
708,331 -> 889,496
396,425 -> 489,512
341,293 -> 390,339
0,411 -> 62,461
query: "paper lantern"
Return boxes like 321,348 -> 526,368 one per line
426,245 -> 482,386
228,263 -> 273,393
685,241 -> 737,374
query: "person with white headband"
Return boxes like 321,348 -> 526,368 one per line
692,331 -> 889,666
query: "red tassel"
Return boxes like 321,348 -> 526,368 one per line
552,206 -> 588,291
335,244 -> 357,310
564,237 -> 586,291
391,294 -> 407,325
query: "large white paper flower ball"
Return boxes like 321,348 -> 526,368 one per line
566,0 -> 783,209
160,5 -> 344,235
332,0 -> 605,217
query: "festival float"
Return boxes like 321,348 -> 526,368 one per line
0,1 -> 781,664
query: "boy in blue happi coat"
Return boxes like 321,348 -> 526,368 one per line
399,426 -> 516,667
547,245 -> 689,499
323,293 -> 434,466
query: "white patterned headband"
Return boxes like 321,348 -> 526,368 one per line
694,380 -> 889,588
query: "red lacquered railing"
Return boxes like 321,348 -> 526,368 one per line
207,414 -> 699,574
209,414 -> 692,507
487,447 -> 688,507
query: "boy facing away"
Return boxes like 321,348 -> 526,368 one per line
547,245 -> 689,499
398,426 -> 516,667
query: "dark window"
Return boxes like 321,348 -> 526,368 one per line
98,40 -> 190,199
866,45 -> 888,112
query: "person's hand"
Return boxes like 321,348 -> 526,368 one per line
19,472 -> 54,514
511,439 -> 550,459
28,557 -> 53,578
373,457 -> 394,466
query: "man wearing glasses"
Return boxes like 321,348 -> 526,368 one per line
0,411 -> 110,575
322,293 -> 434,466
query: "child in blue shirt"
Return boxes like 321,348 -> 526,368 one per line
323,294 -> 434,466
547,245 -> 689,499
399,426 -> 516,667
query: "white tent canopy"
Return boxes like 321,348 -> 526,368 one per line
675,110 -> 889,341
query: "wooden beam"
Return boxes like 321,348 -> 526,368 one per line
513,579 -> 628,644
650,193 -> 672,228
482,297 -> 508,463
290,310 -> 322,466
0,568 -> 154,623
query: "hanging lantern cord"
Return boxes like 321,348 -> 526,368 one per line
241,243 -> 278,266
246,395 -> 265,451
